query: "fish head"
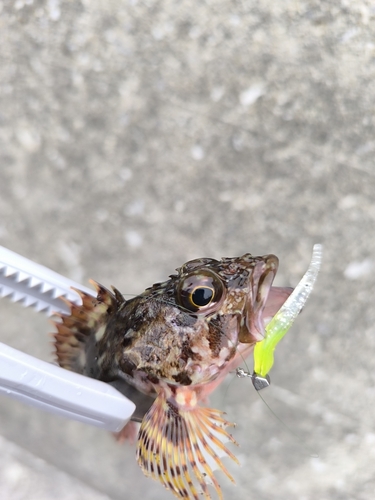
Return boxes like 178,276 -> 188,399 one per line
175,252 -> 281,343
111,253 -> 281,389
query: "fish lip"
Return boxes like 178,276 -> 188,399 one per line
239,254 -> 279,343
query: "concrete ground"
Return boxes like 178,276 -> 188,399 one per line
1,1 -> 375,499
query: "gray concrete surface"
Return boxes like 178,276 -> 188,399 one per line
1,1 -> 375,499
0,435 -> 111,500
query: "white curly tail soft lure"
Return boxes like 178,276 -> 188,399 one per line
237,244 -> 322,390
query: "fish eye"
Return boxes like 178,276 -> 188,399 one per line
176,270 -> 224,313
191,286 -> 214,307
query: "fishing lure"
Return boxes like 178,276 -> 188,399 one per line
248,244 -> 322,389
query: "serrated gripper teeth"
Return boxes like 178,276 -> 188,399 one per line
15,271 -> 29,283
11,291 -> 26,303
52,287 -> 66,299
28,276 -> 42,288
0,285 -> 13,298
3,266 -> 18,278
22,295 -> 39,308
34,301 -> 50,313
40,282 -> 54,294
0,245 -> 97,316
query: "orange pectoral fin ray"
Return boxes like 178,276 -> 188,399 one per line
136,392 -> 239,500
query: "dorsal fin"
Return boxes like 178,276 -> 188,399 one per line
53,280 -> 119,374
136,390 -> 239,499
111,285 -> 126,305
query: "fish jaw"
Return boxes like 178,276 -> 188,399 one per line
137,383 -> 239,500
238,254 -> 280,343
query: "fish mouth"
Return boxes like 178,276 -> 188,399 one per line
239,254 -> 280,343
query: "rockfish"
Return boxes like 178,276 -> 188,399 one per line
53,253 -> 293,499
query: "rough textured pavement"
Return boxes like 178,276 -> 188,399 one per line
1,1 -> 375,499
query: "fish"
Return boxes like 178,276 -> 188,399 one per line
53,253 -> 293,500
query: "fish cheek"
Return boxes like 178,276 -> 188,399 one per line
208,315 -> 238,358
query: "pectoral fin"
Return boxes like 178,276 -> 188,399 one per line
136,391 -> 239,500
53,281 -> 120,376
